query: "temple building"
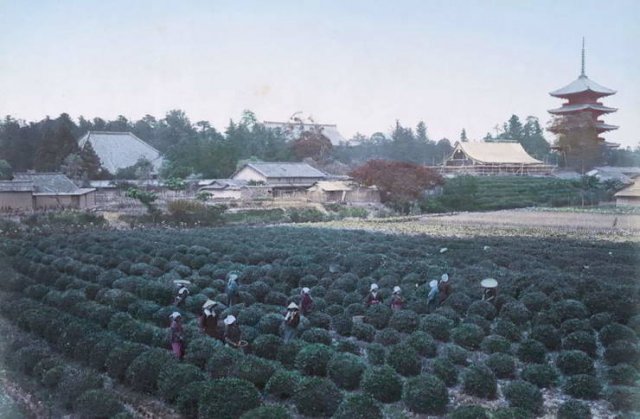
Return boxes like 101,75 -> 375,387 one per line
548,40 -> 619,148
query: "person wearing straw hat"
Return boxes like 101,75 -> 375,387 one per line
169,312 -> 185,360
390,286 -> 405,310
283,302 -> 301,343
226,271 -> 240,306
300,287 -> 314,316
438,273 -> 452,304
365,283 -> 383,307
199,299 -> 222,342
224,315 -> 242,347
427,280 -> 439,312
481,278 -> 498,303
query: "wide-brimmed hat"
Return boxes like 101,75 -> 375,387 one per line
481,278 -> 498,288
441,273 -> 449,282
429,280 -> 438,288
287,302 -> 299,310
224,315 -> 236,325
202,299 -> 217,309
169,311 -> 182,320
227,271 -> 240,281
302,287 -> 310,294
393,286 -> 401,294
370,284 -> 379,291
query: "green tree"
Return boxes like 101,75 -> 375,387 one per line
0,159 -> 12,180
35,115 -> 79,171
460,129 -> 468,142
522,116 -> 550,160
550,113 -> 603,173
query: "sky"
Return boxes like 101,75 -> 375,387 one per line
0,0 -> 638,147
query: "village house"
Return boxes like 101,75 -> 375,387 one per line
0,172 -> 96,212
307,180 -> 380,204
614,178 -> 640,207
232,162 -> 327,197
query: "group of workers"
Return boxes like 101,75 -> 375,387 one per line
168,269 -> 499,360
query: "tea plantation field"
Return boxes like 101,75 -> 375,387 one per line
0,226 -> 638,418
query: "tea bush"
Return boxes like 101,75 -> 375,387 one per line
604,385 -> 640,413
333,394 -> 383,419
301,328 -> 332,346
294,343 -> 334,376
599,323 -> 637,346
480,335 -> 511,354
485,353 -> 516,379
500,301 -> 531,325
406,331 -> 437,357
444,344 -> 470,366
292,377 -> 342,417
199,378 -> 261,419
556,350 -> 594,376
420,314 -> 453,341
233,355 -> 276,389
74,389 -> 125,418
431,357 -> 458,386
366,343 -> 386,366
530,324 -> 561,350
387,344 -> 421,376
557,399 -> 592,419
563,331 -> 597,357
606,363 -> 639,385
494,319 -> 521,342
449,405 -> 490,419
352,321 -> 376,342
126,348 -> 176,394
388,309 -> 419,333
462,365 -> 497,399
374,328 -> 402,346
503,380 -> 543,415
467,300 -> 497,320
402,374 -> 448,414
265,369 -> 302,399
240,405 -> 291,419
521,363 -> 559,388
517,339 -> 547,364
563,374 -> 601,399
157,363 -> 206,403
327,352 -> 366,390
365,304 -> 392,329
451,323 -> 485,350
361,365 -> 403,403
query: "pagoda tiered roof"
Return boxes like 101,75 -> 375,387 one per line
549,75 -> 616,98
548,103 -> 617,115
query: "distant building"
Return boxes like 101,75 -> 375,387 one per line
614,178 -> 640,207
548,40 -> 619,149
232,162 -> 327,188
263,121 -> 348,146
441,141 -> 554,176
307,180 -> 380,204
0,172 -> 96,212
77,131 -> 163,175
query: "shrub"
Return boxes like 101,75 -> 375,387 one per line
519,291 -> 551,312
301,328 -> 332,346
74,389 -> 125,418
599,323 -> 637,346
485,353 -> 516,379
105,342 -> 147,382
556,350 -> 594,376
563,331 -> 597,357
590,312 -> 614,331
402,374 -> 448,414
327,352 -> 366,390
481,335 -> 511,354
387,344 -> 421,376
293,377 -> 342,417
503,380 -> 543,414
388,310 -> 419,333
444,292 -> 473,315
332,315 -> 353,336
552,299 -> 589,321
530,325 -> 561,350
604,385 -> 640,413
308,312 -> 332,330
431,357 -> 458,386
265,369 -> 302,399
352,321 -> 375,342
336,339 -> 360,355
374,328 -> 402,346
557,400 -> 592,419
233,355 -> 276,389
57,367 -> 104,409
521,363 -> 559,388
276,341 -> 304,369
499,301 -> 531,325
563,374 -> 601,399
451,323 -> 485,350
606,364 -> 639,385
420,314 -> 453,341
361,365 -> 403,403
467,300 -> 497,320
494,319 -> 521,342
444,344 -> 470,366
365,304 -> 392,329
157,363 -> 206,403
126,348 -> 176,394
257,313 -> 285,336
464,314 -> 491,335
252,334 -> 283,360
366,343 -> 386,365
517,339 -> 547,364
449,405 -> 490,419
560,318 -> 592,336
199,378 -> 261,419
406,331 -> 437,357
333,394 -> 383,419
184,337 -> 222,368
240,405 -> 291,419
462,365 -> 497,399
294,343 -> 334,376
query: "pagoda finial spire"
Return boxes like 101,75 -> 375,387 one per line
581,37 -> 586,77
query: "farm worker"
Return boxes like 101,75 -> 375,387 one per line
174,284 -> 189,307
438,273 -> 452,304
226,271 -> 240,306
283,302 -> 301,343
300,287 -> 314,315
169,312 -> 185,360
390,286 -> 405,310
365,284 -> 383,307
224,315 -> 242,348
199,299 -> 223,342
481,278 -> 498,303
427,280 -> 439,311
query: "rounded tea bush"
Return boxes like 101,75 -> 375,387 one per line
374,328 -> 402,346
199,378 -> 261,419
406,331 -> 437,357
481,335 -> 511,354
105,342 -> 147,382
517,339 -> 547,364
294,343 -> 334,376
503,380 -> 543,415
606,364 -> 639,385
462,365 -> 497,399
499,301 -> 531,325
361,365 -> 403,403
431,357 -> 458,387
74,389 -> 125,418
352,321 -> 376,342
333,394 -> 383,419
365,304 -> 392,329
560,318 -> 592,336
485,353 -> 516,379
265,369 -> 302,399
301,328 -> 332,346
563,374 -> 601,399
366,343 -> 386,366
253,334 -> 283,360
599,323 -> 637,347
240,405 -> 291,419
419,314 -> 454,341
519,291 -> 552,312
126,348 -> 176,394
563,331 -> 597,357
332,315 -> 353,336
557,399 -> 592,419
257,313 -> 285,336
388,309 -> 419,333
444,344 -> 470,366
451,323 -> 485,350
386,344 -> 421,376
449,405 -> 490,419
157,363 -> 206,403
276,340 -> 304,369
530,324 -> 561,351
552,299 -> 589,322
293,376 -> 342,417
556,350 -> 594,376
590,312 -> 614,331
232,355 -> 276,389
327,352 -> 366,390
467,300 -> 497,320
494,319 -> 521,342
521,364 -> 559,388
604,385 -> 640,413
206,346 -> 242,379
402,374 -> 448,415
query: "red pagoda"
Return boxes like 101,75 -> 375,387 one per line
548,39 -> 618,147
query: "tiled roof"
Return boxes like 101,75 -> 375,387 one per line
550,75 -> 616,98
263,121 -> 348,146
0,180 -> 33,192
548,103 -> 617,114
13,172 -> 80,193
244,162 -> 327,179
615,179 -> 640,198
77,131 -> 163,174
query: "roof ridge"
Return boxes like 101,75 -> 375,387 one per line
84,131 -> 162,156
